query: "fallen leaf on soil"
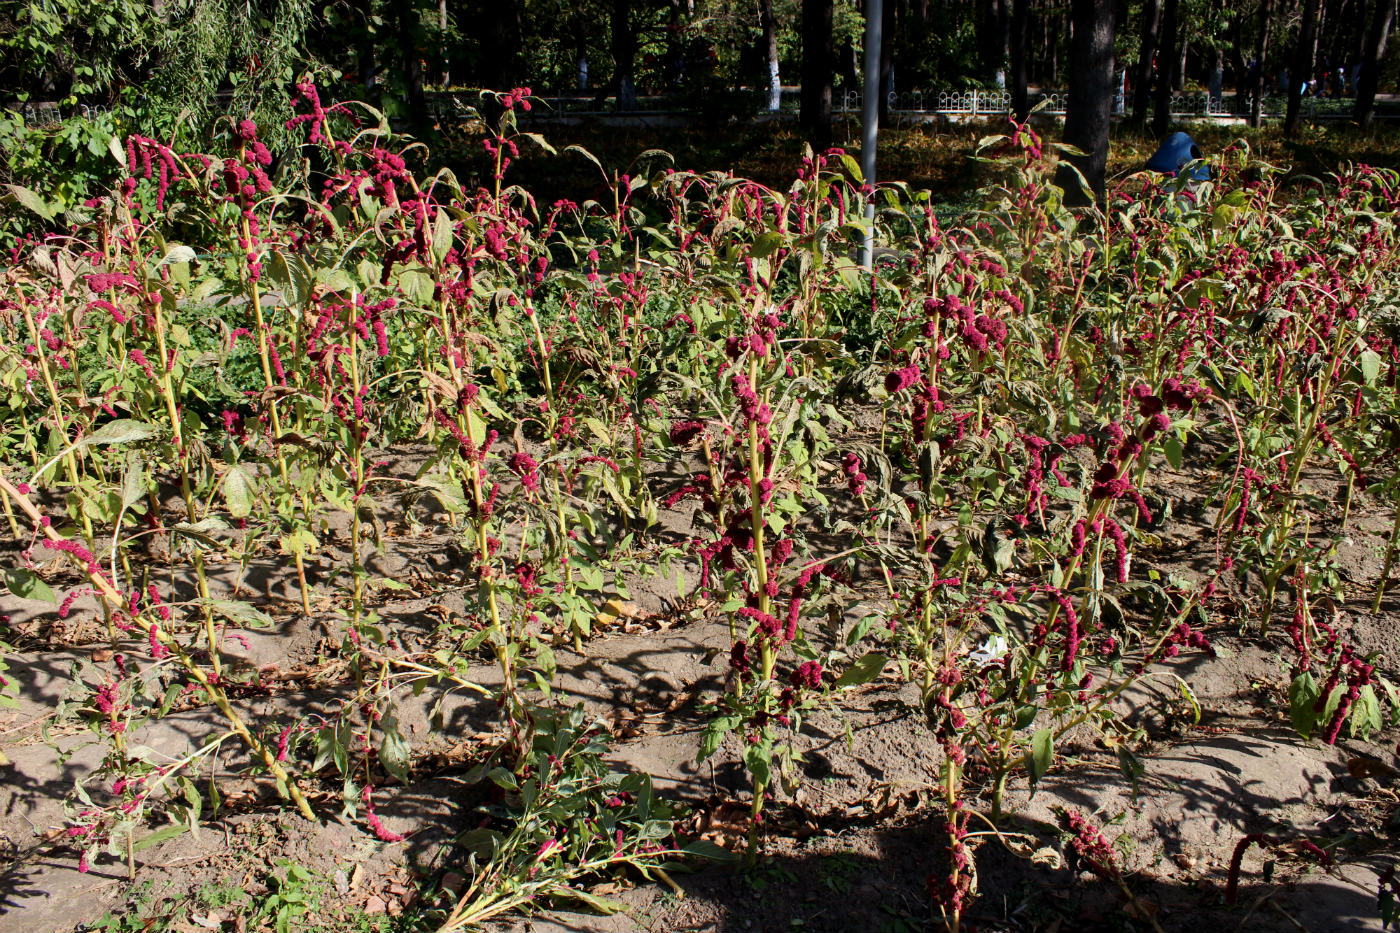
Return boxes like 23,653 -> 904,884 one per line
1348,756 -> 1398,779
440,871 -> 466,897
364,895 -> 387,915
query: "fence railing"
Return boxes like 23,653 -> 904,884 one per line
9,88 -> 1392,129
835,88 -> 1372,119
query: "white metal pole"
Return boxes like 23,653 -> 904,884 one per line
861,0 -> 883,270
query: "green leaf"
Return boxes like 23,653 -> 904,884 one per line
1359,349 -> 1383,386
1350,684 -> 1383,740
698,714 -> 741,761
1176,678 -> 1201,723
1289,672 -> 1320,739
120,458 -> 146,509
5,567 -> 56,604
1028,728 -> 1053,787
835,652 -> 887,688
743,742 -> 772,789
7,184 -> 52,221
223,464 -> 255,519
132,823 -> 188,852
681,838 -> 739,862
207,599 -> 274,628
1162,435 -> 1184,471
378,714 -> 411,784
157,245 -> 196,266
1117,746 -> 1144,801
279,528 -> 318,557
486,767 -> 518,790
82,419 -> 157,448
750,232 -> 784,259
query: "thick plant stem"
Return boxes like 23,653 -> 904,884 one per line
23,305 -> 111,636
525,306 -> 578,648
242,237 -> 313,617
744,353 -> 774,865
149,297 -> 223,677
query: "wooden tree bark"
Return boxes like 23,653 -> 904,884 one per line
761,0 -> 782,110
1284,0 -> 1320,137
801,0 -> 835,149
1355,0 -> 1395,126
397,1 -> 428,132
1249,0 -> 1272,127
1010,0 -> 1030,119
481,0 -> 524,89
1152,0 -> 1178,136
1058,0 -> 1117,204
1132,0 -> 1161,126
611,0 -> 637,110
354,0 -> 377,89
439,0 -> 450,86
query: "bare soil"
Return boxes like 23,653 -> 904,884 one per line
2,438 -> 1398,933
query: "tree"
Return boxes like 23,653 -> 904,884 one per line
801,0 -> 834,149
395,0 -> 428,132
1010,0 -> 1030,119
1131,0 -> 1160,127
480,0 -> 524,89
1248,0 -> 1271,128
760,0 -> 781,110
1284,0 -> 1320,137
607,0 -> 637,110
1058,0 -> 1117,204
1152,0 -> 1178,136
1355,0 -> 1395,126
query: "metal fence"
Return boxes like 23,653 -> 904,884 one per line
834,88 -> 1372,120
10,88 -> 1390,128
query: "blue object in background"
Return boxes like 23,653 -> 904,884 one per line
1146,132 -> 1211,180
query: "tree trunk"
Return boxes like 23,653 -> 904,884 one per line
439,0 -> 450,87
1010,0 -> 1030,119
398,1 -> 428,132
1152,0 -> 1178,135
1356,0 -> 1394,124
1175,37 -> 1188,91
354,0 -> 377,89
1249,0 -> 1272,126
802,0 -> 835,149
979,0 -> 1007,84
1058,0 -> 1117,204
1132,0 -> 1161,126
761,0 -> 781,109
997,0 -> 1012,86
482,0 -> 524,89
1285,0 -> 1321,136
879,0 -> 895,120
611,0 -> 637,110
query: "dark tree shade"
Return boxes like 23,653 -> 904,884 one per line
1355,0 -> 1395,126
1131,0 -> 1160,127
610,0 -> 637,110
1058,0 -> 1117,204
801,0 -> 835,150
1152,0 -> 1178,136
1249,0 -> 1273,128
397,1 -> 427,133
480,0 -> 524,89
1010,0 -> 1029,120
1284,0 -> 1321,137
